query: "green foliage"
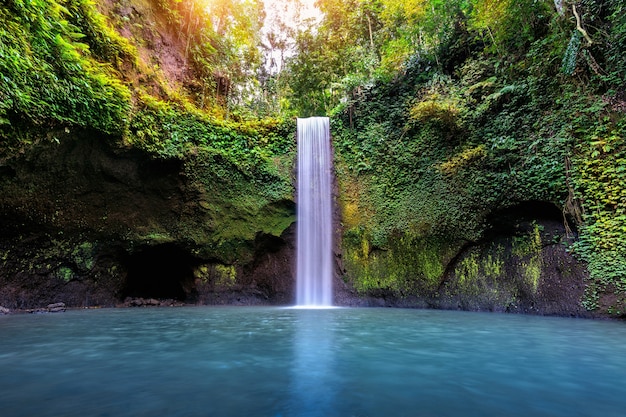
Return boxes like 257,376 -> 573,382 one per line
604,0 -> 626,88
56,266 -> 75,282
409,93 -> 462,130
334,56 -> 569,248
572,115 -> 626,305
0,0 -> 273,153
151,0 -> 264,109
122,94 -> 297,260
0,0 -> 132,154
283,0 -> 556,116
469,0 -> 552,55
71,241 -> 95,272
561,31 -> 582,76
64,0 -> 137,66
325,0 -> 626,311
126,98 -> 296,262
127,96 -> 295,162
281,29 -> 336,116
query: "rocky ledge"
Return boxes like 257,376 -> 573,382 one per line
0,130 -> 296,310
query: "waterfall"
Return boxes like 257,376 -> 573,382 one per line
296,117 -> 333,307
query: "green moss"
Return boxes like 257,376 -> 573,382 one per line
484,247 -> 504,277
456,250 -> 480,288
194,265 -> 210,284
523,258 -> 542,293
452,247 -> 509,299
512,224 -> 543,293
343,231 -> 456,295
126,100 -> 296,261
215,264 -> 237,289
174,144 -> 295,262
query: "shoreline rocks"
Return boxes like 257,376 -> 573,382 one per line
122,297 -> 185,307
27,302 -> 67,314
47,302 -> 66,313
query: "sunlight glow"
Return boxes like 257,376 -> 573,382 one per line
260,0 -> 322,74
263,0 -> 322,28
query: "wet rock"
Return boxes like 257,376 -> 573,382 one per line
0,306 -> 9,315
123,297 -> 180,307
146,298 -> 160,306
47,302 -> 66,313
125,297 -> 145,307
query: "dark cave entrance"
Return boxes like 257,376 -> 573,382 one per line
122,244 -> 200,301
486,200 -> 572,236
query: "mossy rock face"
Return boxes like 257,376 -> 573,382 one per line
0,130 -> 296,309
438,218 -> 588,316
179,148 -> 295,262
0,231 -> 127,309
339,201 -> 591,317
343,231 -> 461,296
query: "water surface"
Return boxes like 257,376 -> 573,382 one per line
1,307 -> 625,416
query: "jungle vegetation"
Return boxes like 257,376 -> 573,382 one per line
0,0 -> 624,312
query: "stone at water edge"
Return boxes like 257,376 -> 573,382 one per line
124,297 -> 171,307
47,302 -> 66,313
0,306 -> 9,315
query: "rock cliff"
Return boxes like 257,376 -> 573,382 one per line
0,129 -> 295,309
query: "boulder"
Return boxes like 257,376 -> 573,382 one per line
47,302 -> 66,313
129,298 -> 144,307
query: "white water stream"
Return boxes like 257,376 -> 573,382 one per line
296,117 -> 333,306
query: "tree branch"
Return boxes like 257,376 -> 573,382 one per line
572,4 -> 593,45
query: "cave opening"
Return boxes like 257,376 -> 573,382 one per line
486,200 -> 571,236
122,244 -> 200,302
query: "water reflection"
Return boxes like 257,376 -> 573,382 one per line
291,309 -> 337,417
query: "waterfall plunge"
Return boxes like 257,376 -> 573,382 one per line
296,117 -> 333,307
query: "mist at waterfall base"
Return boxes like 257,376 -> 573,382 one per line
296,117 -> 333,307
2,307 -> 626,417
